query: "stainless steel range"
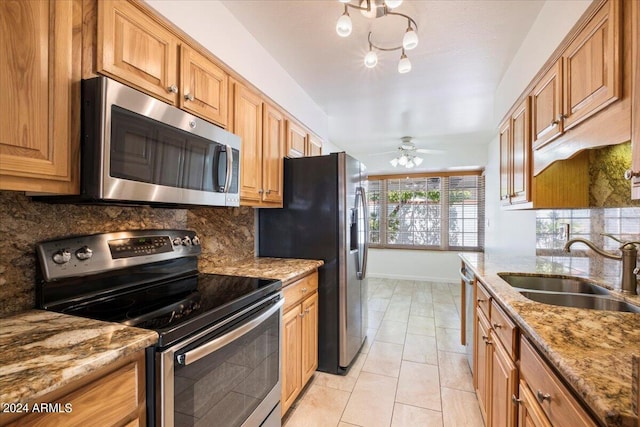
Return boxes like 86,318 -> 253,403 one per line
36,230 -> 282,427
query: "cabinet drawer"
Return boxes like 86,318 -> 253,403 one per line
283,271 -> 318,312
490,300 -> 518,359
476,281 -> 491,320
520,337 -> 596,427
9,359 -> 141,427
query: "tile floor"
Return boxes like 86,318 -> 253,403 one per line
282,278 -> 484,427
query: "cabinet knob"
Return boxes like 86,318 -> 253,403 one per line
258,189 -> 264,194
301,287 -> 308,293
492,323 -> 502,329
511,395 -> 522,405
536,390 -> 551,403
167,84 -> 178,94
624,169 -> 640,180
265,189 -> 271,195
299,312 -> 305,318
185,93 -> 194,101
305,308 -> 310,314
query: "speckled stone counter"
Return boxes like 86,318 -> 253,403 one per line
0,310 -> 157,407
460,253 -> 640,427
200,257 -> 324,285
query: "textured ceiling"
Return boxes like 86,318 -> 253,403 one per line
221,0 -> 545,173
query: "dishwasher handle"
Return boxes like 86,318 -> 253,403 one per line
459,267 -> 474,284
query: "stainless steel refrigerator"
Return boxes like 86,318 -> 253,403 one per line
258,152 -> 368,374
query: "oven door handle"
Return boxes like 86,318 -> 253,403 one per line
176,297 -> 284,366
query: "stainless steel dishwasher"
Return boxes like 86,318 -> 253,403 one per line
460,264 -> 475,372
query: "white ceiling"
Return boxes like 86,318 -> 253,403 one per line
220,0 -> 545,174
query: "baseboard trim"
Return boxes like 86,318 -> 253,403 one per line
367,273 -> 458,284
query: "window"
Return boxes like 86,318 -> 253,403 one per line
367,173 -> 485,251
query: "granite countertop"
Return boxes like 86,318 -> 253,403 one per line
0,310 -> 158,408
200,256 -> 324,286
460,252 -> 640,427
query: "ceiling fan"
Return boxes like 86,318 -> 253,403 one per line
368,136 -> 443,168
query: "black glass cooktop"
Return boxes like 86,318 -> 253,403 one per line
58,273 -> 281,347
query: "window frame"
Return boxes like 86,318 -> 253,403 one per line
367,170 -> 485,252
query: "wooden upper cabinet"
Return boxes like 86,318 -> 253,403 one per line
499,98 -> 531,206
307,134 -> 323,156
531,61 -> 563,150
0,0 -> 80,194
233,83 -> 263,204
286,120 -> 307,158
498,120 -> 512,206
510,98 -> 531,205
98,0 -> 179,104
631,0 -> 639,200
262,103 -> 285,205
562,0 -> 620,132
180,45 -> 228,128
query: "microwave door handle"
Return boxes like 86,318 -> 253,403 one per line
222,144 -> 233,193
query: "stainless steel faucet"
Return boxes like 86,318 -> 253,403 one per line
563,234 -> 640,295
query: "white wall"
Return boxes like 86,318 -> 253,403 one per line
484,0 -> 591,256
367,249 -> 462,283
144,0 -> 331,144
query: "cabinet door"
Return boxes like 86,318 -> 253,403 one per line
0,0 -> 79,194
517,381 -> 552,427
562,0 -> 620,132
475,309 -> 491,424
307,134 -> 323,157
286,120 -> 307,158
498,119 -> 512,206
180,45 -> 228,128
301,292 -> 319,385
98,0 -> 178,104
262,103 -> 285,205
233,84 -> 264,204
531,61 -> 563,149
490,337 -> 517,427
631,0 -> 640,200
510,98 -> 531,205
281,306 -> 302,416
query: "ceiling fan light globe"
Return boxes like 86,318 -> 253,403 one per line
364,50 -> 378,68
384,0 -> 403,9
398,155 -> 408,165
338,0 -> 351,3
402,28 -> 418,50
390,158 -> 399,167
336,13 -> 352,37
406,160 -> 415,168
413,156 -> 423,166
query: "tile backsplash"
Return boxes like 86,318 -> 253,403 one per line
536,207 -> 640,289
0,191 -> 255,317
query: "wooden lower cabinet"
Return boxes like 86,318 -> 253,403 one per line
490,332 -> 518,427
475,308 -> 491,422
281,272 -> 319,416
517,381 -> 552,427
518,337 -> 596,427
5,350 -> 146,427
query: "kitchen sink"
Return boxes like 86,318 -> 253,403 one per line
498,273 -> 610,295
519,291 -> 640,314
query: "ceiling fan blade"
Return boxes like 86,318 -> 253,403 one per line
415,148 -> 445,154
366,150 -> 397,156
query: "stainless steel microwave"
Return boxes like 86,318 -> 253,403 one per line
79,76 -> 240,207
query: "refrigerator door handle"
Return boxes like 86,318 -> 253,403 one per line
356,186 -> 369,280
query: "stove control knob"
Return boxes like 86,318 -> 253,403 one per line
172,237 -> 182,246
192,235 -> 200,245
182,236 -> 192,246
75,246 -> 93,261
52,249 -> 71,265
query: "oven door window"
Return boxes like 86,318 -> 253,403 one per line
173,308 -> 280,427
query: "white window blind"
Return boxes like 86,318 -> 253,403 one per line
367,174 -> 484,251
